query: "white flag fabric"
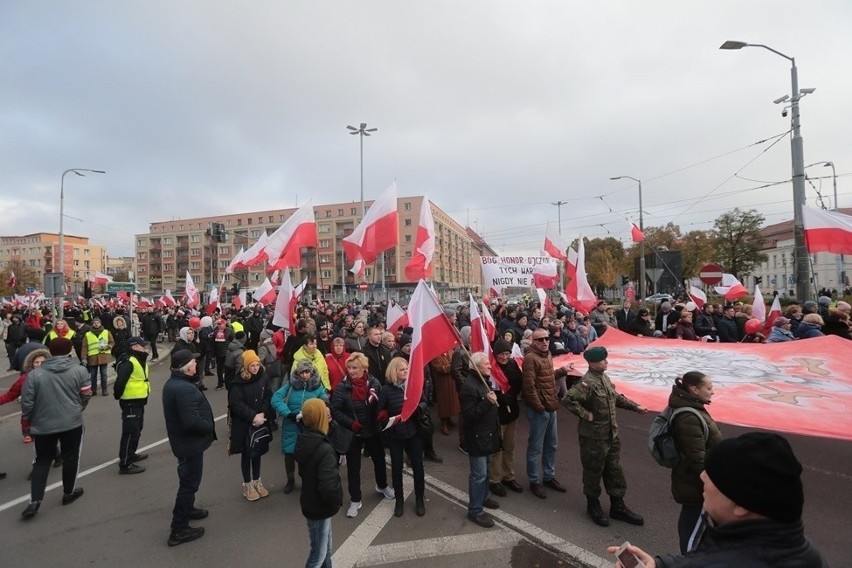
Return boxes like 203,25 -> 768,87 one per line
752,285 -> 766,323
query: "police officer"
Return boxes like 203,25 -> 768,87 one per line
84,318 -> 114,396
113,336 -> 151,474
562,346 -> 646,527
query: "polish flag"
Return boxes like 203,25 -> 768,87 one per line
763,295 -> 782,333
715,273 -> 747,301
565,237 -> 597,313
161,289 -> 177,307
117,291 -> 130,303
184,271 -> 199,308
481,300 -> 496,342
266,202 -> 318,270
688,285 -> 707,309
7,270 -> 16,288
469,294 -> 509,393
536,288 -> 556,315
92,297 -> 105,310
206,286 -> 220,316
226,246 -> 246,274
137,296 -> 153,308
342,182 -> 398,266
386,301 -> 409,333
402,280 -> 461,420
631,223 -> 646,243
752,285 -> 766,323
404,195 -> 436,281
532,262 -> 558,290
243,233 -> 270,268
272,270 -> 307,335
802,205 -> 852,254
253,277 -> 277,305
543,222 -> 569,262
232,288 -> 246,311
91,272 -> 113,285
565,246 -> 578,281
349,258 -> 366,280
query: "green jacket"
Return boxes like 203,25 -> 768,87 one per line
562,369 -> 639,440
668,385 -> 723,506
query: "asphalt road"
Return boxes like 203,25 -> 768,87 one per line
0,349 -> 849,567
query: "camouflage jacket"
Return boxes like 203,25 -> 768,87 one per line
562,369 -> 639,440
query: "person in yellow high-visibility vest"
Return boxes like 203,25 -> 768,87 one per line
113,337 -> 151,474
84,318 -> 114,396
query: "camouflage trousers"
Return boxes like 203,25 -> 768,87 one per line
578,435 -> 627,499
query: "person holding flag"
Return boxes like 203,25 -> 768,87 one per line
488,338 -> 524,498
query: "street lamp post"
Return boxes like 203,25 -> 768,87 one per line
805,161 -> 842,290
720,40 -> 812,301
59,168 -> 105,319
346,122 -> 379,297
552,201 -> 567,291
610,176 -> 645,301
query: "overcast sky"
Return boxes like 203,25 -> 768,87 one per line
2,1 -> 850,258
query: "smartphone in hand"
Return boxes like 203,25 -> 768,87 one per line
615,541 -> 641,568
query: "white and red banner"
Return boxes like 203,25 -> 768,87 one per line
802,205 -> 852,254
243,233 -> 270,268
469,294 -> 509,393
687,285 -> 707,309
266,202 -> 318,270
752,285 -> 766,323
402,280 -> 461,420
226,246 -> 246,273
715,273 -> 747,301
404,195 -> 435,281
543,222 -> 569,262
90,272 -> 113,285
480,255 -> 558,295
565,236 -> 597,313
206,286 -> 220,316
253,277 -> 277,305
272,270 -> 307,335
386,301 -> 408,333
532,262 -> 558,290
184,271 -> 199,308
554,329 -> 852,441
232,288 -> 246,311
8,270 -> 16,288
764,295 -> 782,334
161,289 -> 177,307
343,182 -> 399,267
630,223 -> 645,243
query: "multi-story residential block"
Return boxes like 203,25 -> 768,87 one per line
135,197 -> 486,301
0,232 -> 106,291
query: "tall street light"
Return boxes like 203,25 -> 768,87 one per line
610,176 -> 645,301
720,40 -> 813,301
59,168 -> 106,319
346,122 -> 379,295
805,161 -> 842,289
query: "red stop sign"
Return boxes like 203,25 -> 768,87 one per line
358,282 -> 369,291
699,264 -> 724,285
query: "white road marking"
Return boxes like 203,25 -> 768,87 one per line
0,413 -> 228,513
357,530 -> 522,566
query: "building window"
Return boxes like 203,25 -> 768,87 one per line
338,209 -> 344,216
405,251 -> 412,258
237,219 -> 242,226
219,261 -> 230,269
164,263 -> 173,271
269,216 -> 274,223
404,235 -> 412,243
319,224 -> 332,234
320,239 -> 330,248
404,219 -> 412,227
164,277 -> 173,285
321,270 -> 331,279
351,207 -> 357,215
251,230 -> 262,238
190,248 -> 201,257
320,255 -> 330,264
190,262 -> 200,270
191,235 -> 201,243
404,202 -> 411,211
219,246 -> 230,255
326,210 -> 332,218
163,250 -> 173,258
164,237 -> 172,245
280,215 -> 286,222
138,252 -> 147,260
247,218 -> 252,225
137,239 -> 146,247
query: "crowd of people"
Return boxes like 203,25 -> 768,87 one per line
0,291 -> 837,566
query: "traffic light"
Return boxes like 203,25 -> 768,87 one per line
209,222 -> 227,242
754,276 -> 763,285
83,280 -> 92,299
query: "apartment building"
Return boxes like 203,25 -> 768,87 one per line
134,197 -> 484,301
0,232 -> 106,290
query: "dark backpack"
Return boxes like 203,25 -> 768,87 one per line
648,406 -> 708,468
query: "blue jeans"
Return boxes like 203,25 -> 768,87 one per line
525,407 -> 557,484
89,363 -> 108,392
468,455 -> 489,517
306,517 -> 333,568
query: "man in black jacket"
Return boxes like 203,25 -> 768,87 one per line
139,307 -> 163,360
489,340 -> 524,498
612,433 -> 827,567
717,305 -> 739,343
162,350 -> 215,547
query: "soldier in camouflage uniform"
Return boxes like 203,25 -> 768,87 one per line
562,346 -> 647,527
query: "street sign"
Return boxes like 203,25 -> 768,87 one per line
43,272 -> 64,296
107,282 -> 137,293
358,282 -> 369,291
699,263 -> 724,285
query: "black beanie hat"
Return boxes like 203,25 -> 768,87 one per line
493,338 -> 512,354
704,432 -> 803,522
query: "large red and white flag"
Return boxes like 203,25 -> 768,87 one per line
253,277 -> 277,305
206,286 -> 220,316
481,300 -> 497,342
386,301 -> 409,333
688,285 -> 707,309
715,273 -> 747,301
543,222 -> 569,262
536,288 -> 556,315
232,288 -> 246,311
161,289 -> 177,307
404,195 -> 435,281
272,270 -> 306,335
802,205 -> 852,254
402,280 -> 461,420
184,271 -> 199,308
763,295 -> 782,334
469,294 -> 509,393
91,272 -> 113,285
565,237 -> 598,313
226,246 -> 246,274
266,202 -> 318,270
752,284 -> 766,323
7,270 -> 16,288
630,223 -> 646,243
243,233 -> 270,268
565,246 -> 578,281
342,182 -> 398,267
532,262 -> 558,290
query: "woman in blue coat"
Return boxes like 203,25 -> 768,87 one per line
271,358 -> 328,494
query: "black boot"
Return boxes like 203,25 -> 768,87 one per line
415,496 -> 425,517
394,496 -> 404,517
609,496 -> 644,526
586,496 -> 609,527
168,526 -> 205,546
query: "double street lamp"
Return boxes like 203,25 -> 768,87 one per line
610,176 -> 645,301
720,40 -> 813,300
59,168 -> 106,319
346,122 -> 382,295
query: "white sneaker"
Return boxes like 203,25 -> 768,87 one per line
346,501 -> 362,518
376,485 -> 395,500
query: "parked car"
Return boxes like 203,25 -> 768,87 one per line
644,293 -> 674,304
441,299 -> 464,311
